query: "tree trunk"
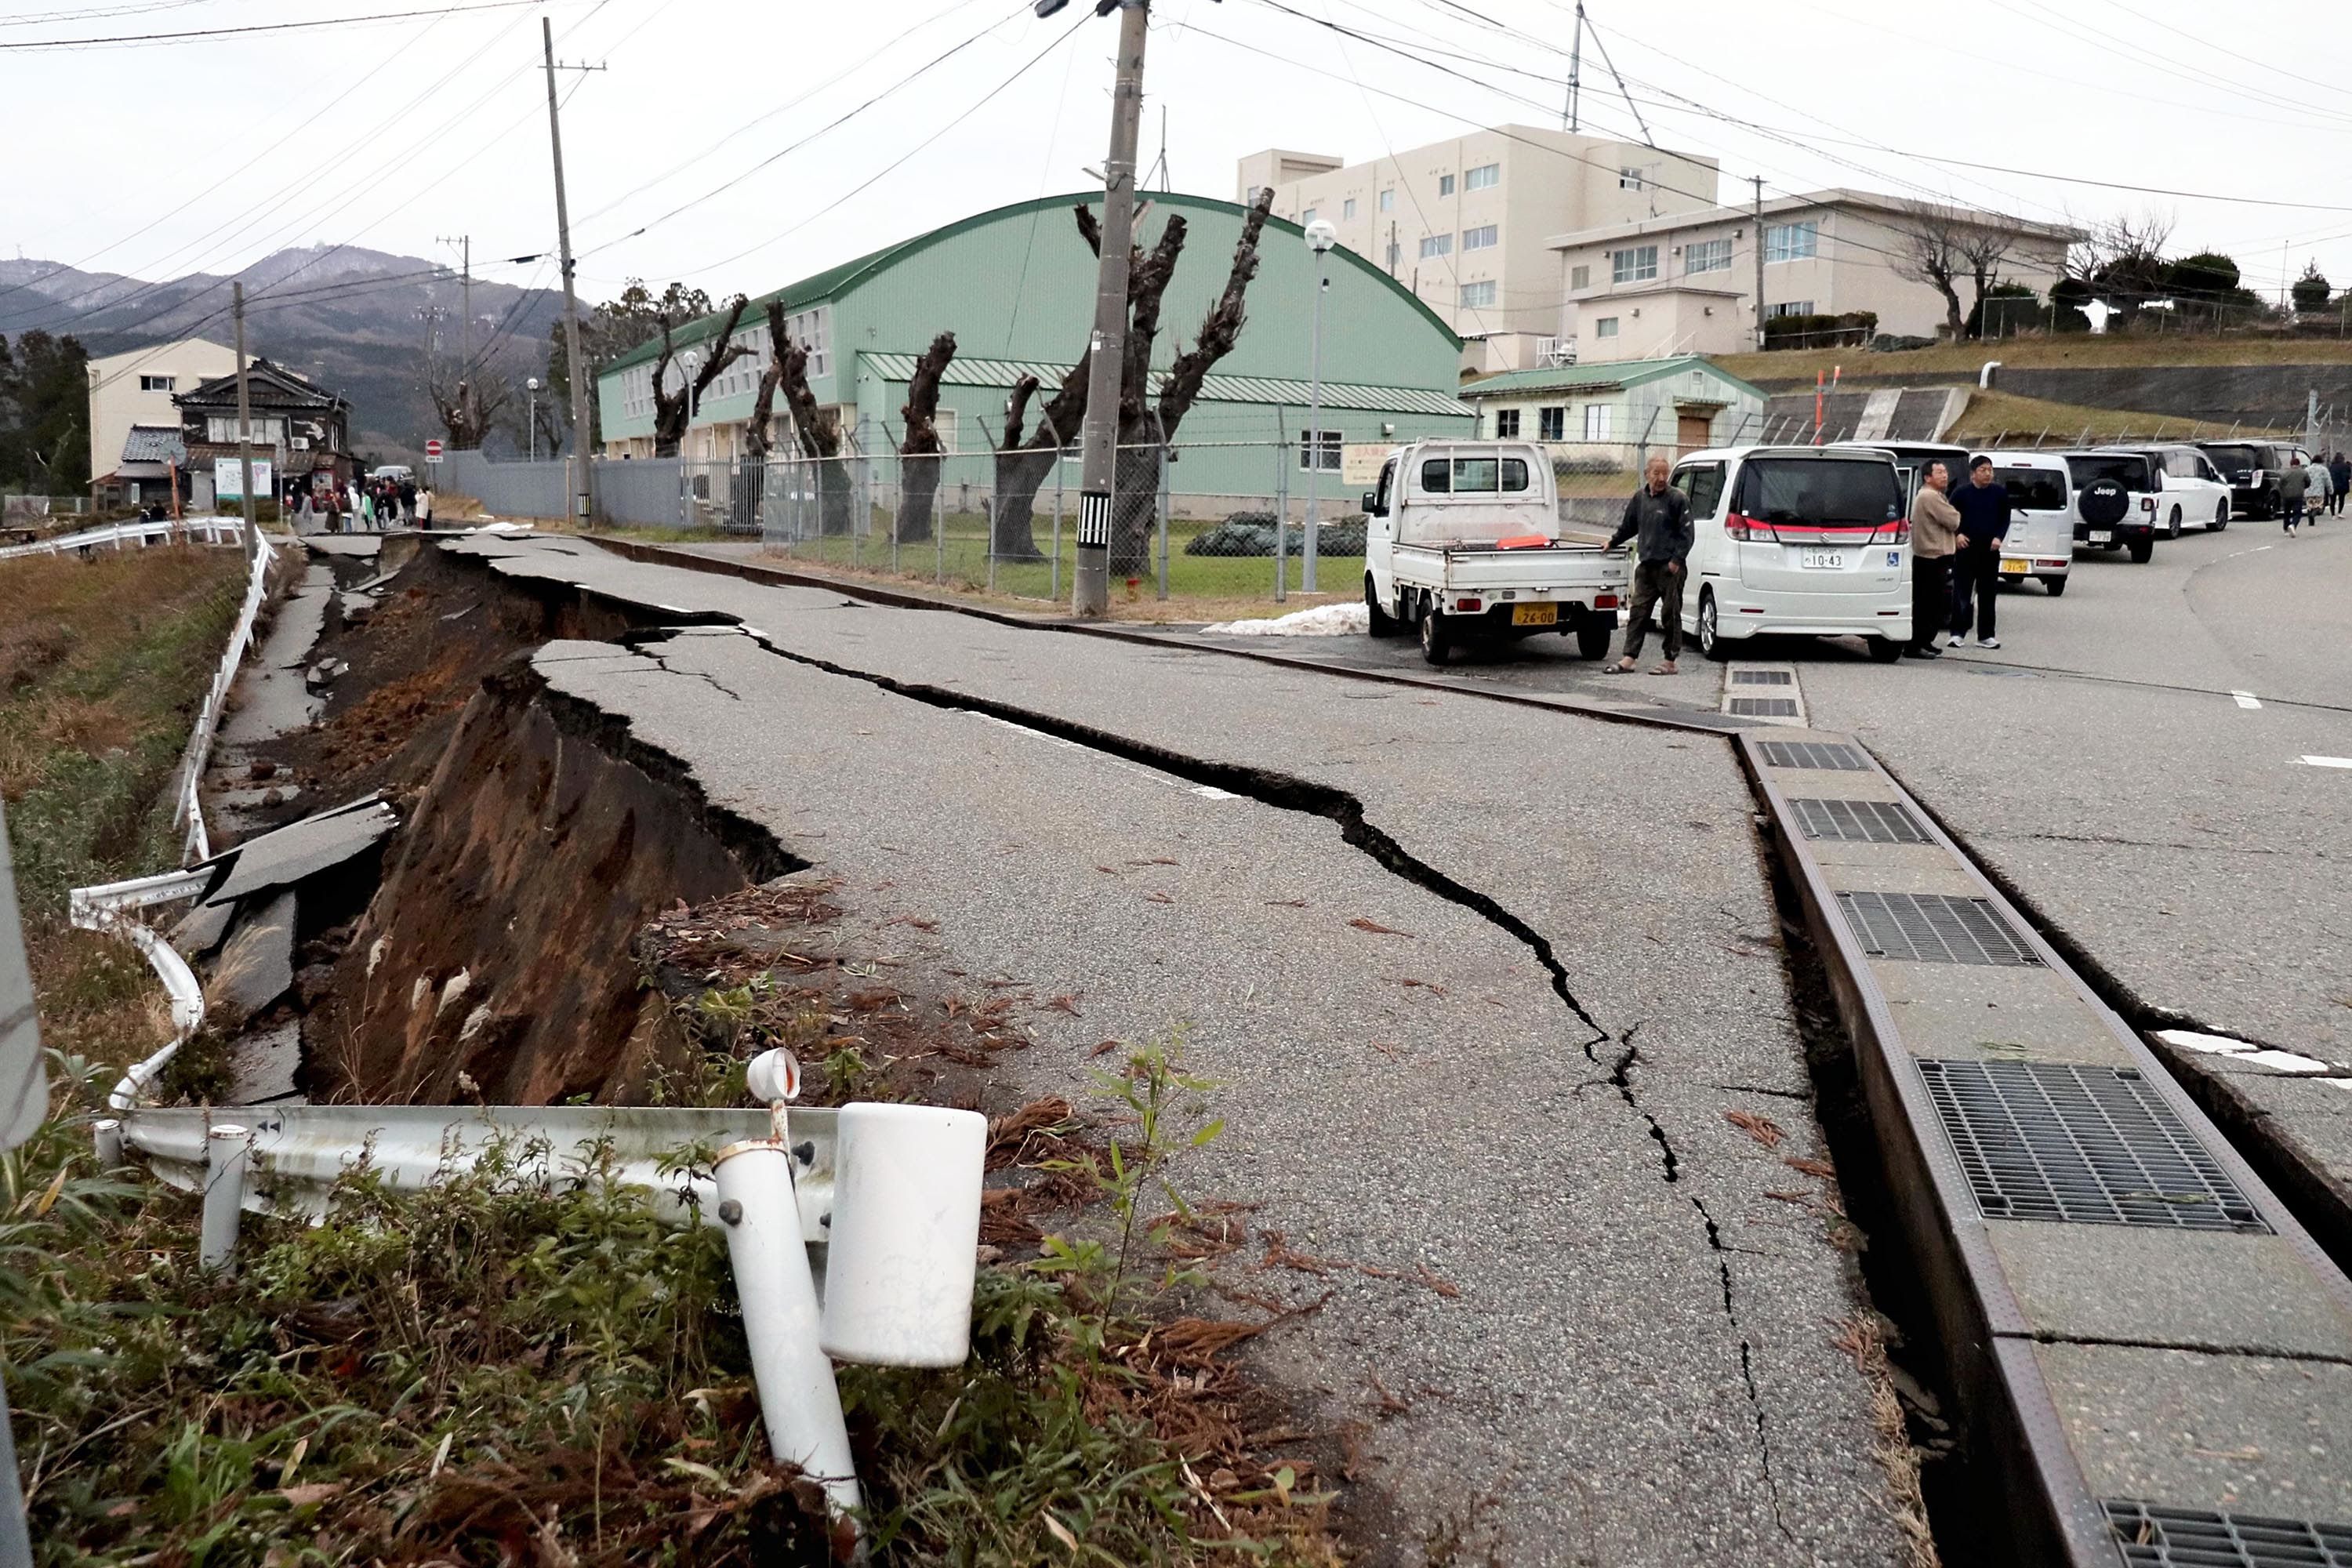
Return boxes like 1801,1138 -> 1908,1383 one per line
735,350 -> 784,534
895,331 -> 956,544
991,445 -> 1058,560
1106,434 -> 1160,578
777,332 -> 855,537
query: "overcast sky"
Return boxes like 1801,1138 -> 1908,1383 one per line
6,0 -> 2350,312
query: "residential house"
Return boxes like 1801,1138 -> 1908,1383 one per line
1455,355 -> 1766,475
173,360 -> 354,509
86,336 -> 238,506
1549,190 -> 2080,363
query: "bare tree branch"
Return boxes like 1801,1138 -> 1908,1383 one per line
1157,187 -> 1273,435
1889,203 -> 1967,341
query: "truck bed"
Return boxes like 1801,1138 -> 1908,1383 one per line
1390,539 -> 1628,597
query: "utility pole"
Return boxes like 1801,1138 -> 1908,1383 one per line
1564,2 -> 1582,131
234,281 -> 256,562
1071,0 -> 1149,620
543,17 -> 594,528
1751,176 -> 1766,351
440,234 -> 472,434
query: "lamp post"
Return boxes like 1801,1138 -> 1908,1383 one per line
1303,218 -> 1336,593
526,377 -> 541,462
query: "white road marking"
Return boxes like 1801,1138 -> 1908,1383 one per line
967,712 -> 1235,800
2155,1029 -> 2334,1076
2222,544 -> 2276,560
2300,755 -> 2352,769
2231,690 -> 2261,709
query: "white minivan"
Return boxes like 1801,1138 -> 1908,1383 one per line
2099,444 -> 2232,536
1670,445 -> 1911,662
1980,451 -> 2075,595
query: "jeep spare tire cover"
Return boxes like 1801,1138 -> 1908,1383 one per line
2078,477 -> 2129,526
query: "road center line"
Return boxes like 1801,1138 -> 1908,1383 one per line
2231,690 -> 2261,710
2299,755 -> 2352,769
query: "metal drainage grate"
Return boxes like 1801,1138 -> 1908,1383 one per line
1835,891 -> 2042,966
1789,797 -> 1930,844
1757,740 -> 1867,771
1920,1062 -> 2270,1232
2107,1501 -> 2352,1566
1730,696 -> 1800,717
1731,670 -> 1794,685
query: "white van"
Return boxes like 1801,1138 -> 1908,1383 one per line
1669,445 -> 1911,662
2100,444 -> 2233,536
1980,451 -> 2074,595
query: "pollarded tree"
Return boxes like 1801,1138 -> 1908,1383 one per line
648,295 -> 751,458
894,332 -> 957,544
771,307 -> 854,536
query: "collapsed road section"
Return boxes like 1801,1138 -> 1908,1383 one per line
164,528 -> 1946,1563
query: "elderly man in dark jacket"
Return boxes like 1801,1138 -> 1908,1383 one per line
1606,455 -> 1693,675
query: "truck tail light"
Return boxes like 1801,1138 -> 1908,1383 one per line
1455,597 -> 1483,613
1593,592 -> 1620,610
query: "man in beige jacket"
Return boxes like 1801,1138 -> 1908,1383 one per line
1907,460 -> 1961,659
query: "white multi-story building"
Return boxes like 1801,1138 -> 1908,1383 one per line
1238,126 -> 1721,369
85,336 -> 238,502
1548,190 -> 2080,364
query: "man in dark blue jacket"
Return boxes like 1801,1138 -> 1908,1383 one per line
1947,455 -> 2012,649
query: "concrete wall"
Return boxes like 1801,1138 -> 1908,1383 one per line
1733,361 -> 2345,434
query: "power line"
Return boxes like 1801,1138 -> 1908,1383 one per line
0,0 -> 561,49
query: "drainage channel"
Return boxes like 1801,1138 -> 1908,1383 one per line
1741,724 -> 2352,1568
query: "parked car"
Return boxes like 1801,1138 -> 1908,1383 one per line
2061,450 -> 2160,563
368,464 -> 416,485
1669,445 -> 1911,662
1828,441 -> 1972,510
2194,440 -> 2311,521
2100,443 -> 2231,535
1979,451 -> 2075,595
1361,441 -> 1630,665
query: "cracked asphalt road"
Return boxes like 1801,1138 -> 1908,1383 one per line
449,535 -> 1915,1564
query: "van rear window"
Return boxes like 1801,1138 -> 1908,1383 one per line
1732,457 -> 1900,525
2065,454 -> 2153,490
1994,467 -> 2067,512
1421,456 -> 1530,494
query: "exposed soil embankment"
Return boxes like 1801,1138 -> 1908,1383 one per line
307,662 -> 772,1104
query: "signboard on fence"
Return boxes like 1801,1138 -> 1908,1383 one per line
212,456 -> 274,502
1342,444 -> 1391,488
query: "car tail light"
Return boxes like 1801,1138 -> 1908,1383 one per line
1878,517 -> 1911,543
2141,497 -> 2155,513
1725,511 -> 1773,541
1593,592 -> 1619,610
1455,597 -> 1482,612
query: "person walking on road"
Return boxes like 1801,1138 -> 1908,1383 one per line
1605,455 -> 1693,676
416,484 -> 434,528
2279,456 -> 2312,536
1907,460 -> 1960,659
1947,455 -> 2011,649
399,477 -> 418,528
2329,452 -> 2350,517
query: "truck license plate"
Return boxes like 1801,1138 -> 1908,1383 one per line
1999,557 -> 2029,575
1799,549 -> 1844,569
1511,602 -> 1558,626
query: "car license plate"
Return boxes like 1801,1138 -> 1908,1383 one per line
1511,602 -> 1557,626
1800,549 -> 1844,569
2089,530 -> 2112,543
1999,557 -> 2029,575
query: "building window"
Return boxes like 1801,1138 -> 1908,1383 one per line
1465,162 -> 1499,191
1584,404 -> 1611,441
1342,198 -> 1356,220
783,303 -> 831,378
1298,429 -> 1342,471
1618,165 -> 1645,191
1766,299 -> 1816,318
205,416 -> 282,444
1438,172 -> 1456,196
1686,238 -> 1733,274
140,374 -> 175,391
1460,280 -> 1497,308
1301,208 -> 1317,226
1610,245 -> 1658,285
1462,223 -> 1497,252
1537,406 -> 1566,441
1765,220 -> 1819,263
1493,408 -> 1521,437
1570,264 -> 1590,291
1595,317 -> 1621,339
1379,187 -> 1395,212
1419,233 -> 1452,260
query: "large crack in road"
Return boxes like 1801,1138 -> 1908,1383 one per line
621,622 -> 1798,1541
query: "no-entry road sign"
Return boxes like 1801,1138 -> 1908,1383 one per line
425,439 -> 444,464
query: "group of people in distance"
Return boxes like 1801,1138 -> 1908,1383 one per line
2274,451 -> 2348,537
289,473 -> 431,535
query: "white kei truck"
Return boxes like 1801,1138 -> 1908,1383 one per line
1359,440 -> 1632,666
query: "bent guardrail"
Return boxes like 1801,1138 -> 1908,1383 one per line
0,514 -> 247,561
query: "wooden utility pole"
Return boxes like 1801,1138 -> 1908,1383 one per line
1073,0 -> 1150,619
543,17 -> 593,526
1751,176 -> 1766,351
440,233 -> 473,435
234,281 -> 256,561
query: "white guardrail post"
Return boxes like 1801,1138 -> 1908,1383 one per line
198,1124 -> 248,1270
175,521 -> 276,866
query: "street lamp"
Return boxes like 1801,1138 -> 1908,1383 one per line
526,376 -> 542,462
1303,217 -> 1336,593
680,350 -> 702,459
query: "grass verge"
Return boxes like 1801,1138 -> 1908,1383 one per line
1944,388 -> 2292,445
1715,328 -> 2352,384
0,545 -> 249,1072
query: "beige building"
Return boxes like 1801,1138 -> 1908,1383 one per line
1238,126 -> 1720,368
86,336 -> 238,495
1548,191 -> 2079,364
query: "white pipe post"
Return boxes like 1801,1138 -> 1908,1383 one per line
819,1104 -> 986,1367
93,1118 -> 122,1168
713,1138 -> 859,1519
201,1124 -> 249,1271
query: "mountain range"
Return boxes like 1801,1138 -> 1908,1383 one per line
0,245 -> 564,459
